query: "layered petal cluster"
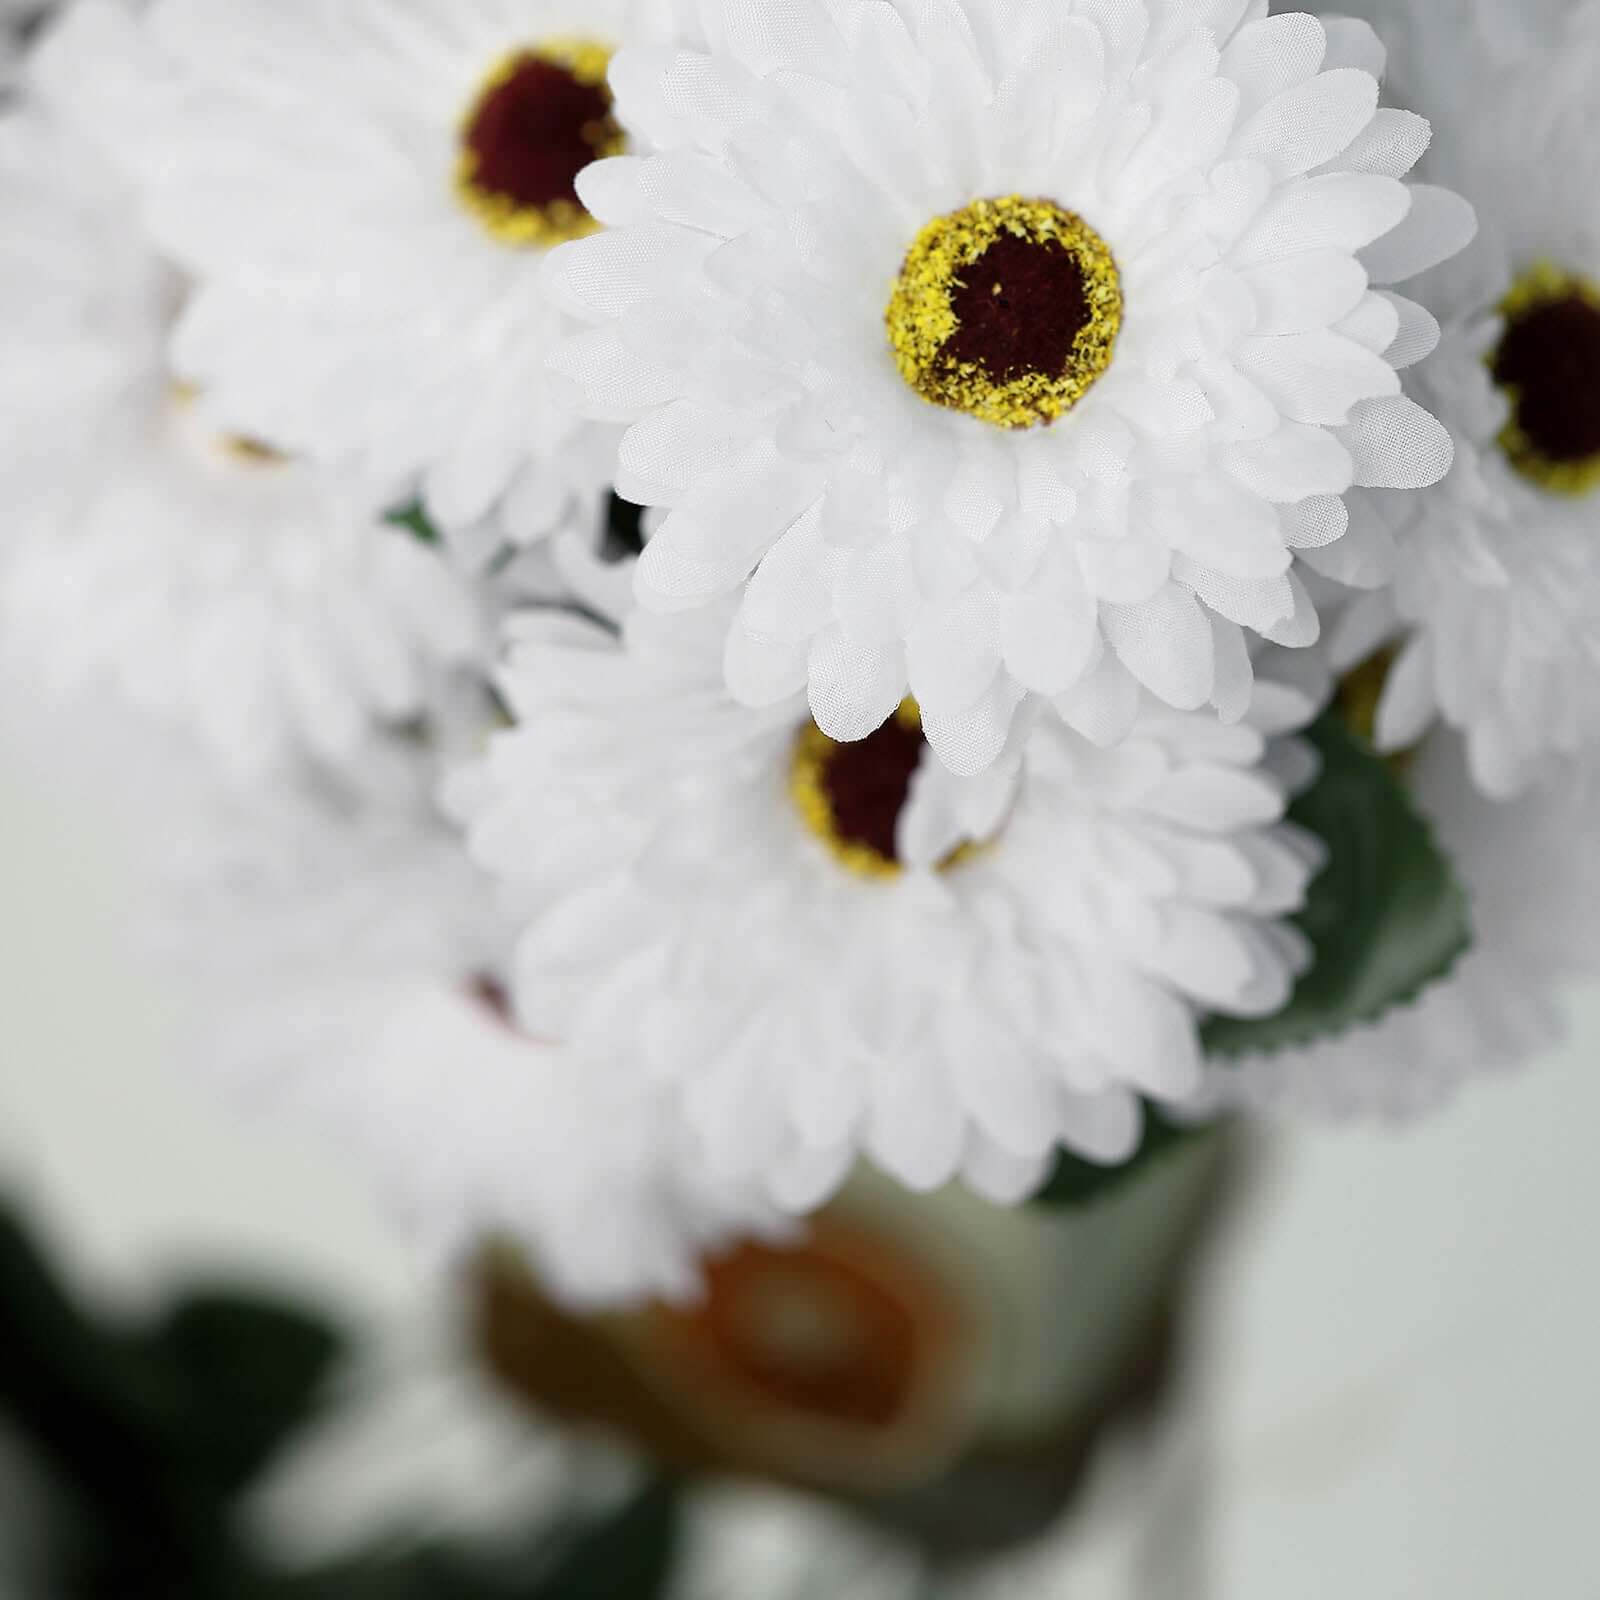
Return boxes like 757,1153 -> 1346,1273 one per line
1334,0 -> 1588,315
106,0 -> 663,555
464,561 -> 1326,1212
161,746 -> 785,1311
545,0 -> 1470,772
1329,329 -> 1600,797
1318,4 -> 1600,796
1202,730 -> 1600,1121
0,3 -> 487,786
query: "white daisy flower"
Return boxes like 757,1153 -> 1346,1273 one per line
162,750 -> 787,1312
0,2 -> 489,787
1201,728 -> 1600,1121
1316,5 -> 1600,796
1327,322 -> 1600,797
463,556 -> 1326,1213
118,0 -> 667,554
542,0 -> 1472,773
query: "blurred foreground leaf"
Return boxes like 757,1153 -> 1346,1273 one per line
138,1292 -> 343,1497
529,1477 -> 680,1600
0,1200 -> 684,1599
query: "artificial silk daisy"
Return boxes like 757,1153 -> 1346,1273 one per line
117,0 -> 663,554
0,3 -> 487,787
544,0 -> 1472,773
162,746 -> 785,1312
1327,323 -> 1600,797
1314,6 -> 1600,796
462,555 -> 1326,1213
1202,727 -> 1600,1122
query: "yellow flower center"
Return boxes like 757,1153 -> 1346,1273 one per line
456,41 -> 622,248
1336,649 -> 1415,774
1491,264 -> 1600,496
885,196 -> 1122,429
171,382 -> 287,467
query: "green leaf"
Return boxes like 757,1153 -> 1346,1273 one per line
1031,1108 -> 1209,1210
0,1204 -> 312,1594
385,500 -> 443,545
530,1478 -> 682,1600
139,1292 -> 345,1495
1202,712 -> 1471,1060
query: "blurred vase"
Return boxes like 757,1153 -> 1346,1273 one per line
473,1128 -> 1240,1560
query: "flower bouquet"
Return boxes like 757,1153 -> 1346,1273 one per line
3,0 -> 1597,1583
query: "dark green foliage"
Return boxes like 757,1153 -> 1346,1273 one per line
0,1200 -> 681,1600
1203,713 -> 1471,1059
384,501 -> 443,545
1033,713 -> 1471,1210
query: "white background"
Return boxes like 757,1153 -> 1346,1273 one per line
3,744 -> 1598,1599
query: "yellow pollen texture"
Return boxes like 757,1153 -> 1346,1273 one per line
885,196 -> 1122,429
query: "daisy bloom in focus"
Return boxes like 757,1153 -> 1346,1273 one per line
462,553 -> 1327,1214
117,0 -> 666,557
544,0 -> 1472,773
1319,5 -> 1600,796
0,2 -> 487,786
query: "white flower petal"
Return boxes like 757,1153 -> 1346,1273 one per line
807,626 -> 908,741
1103,582 -> 1215,710
1359,183 -> 1478,284
1338,395 -> 1454,489
1230,68 -> 1378,180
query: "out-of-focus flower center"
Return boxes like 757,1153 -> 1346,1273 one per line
791,699 -> 975,879
886,196 -> 1122,429
1336,649 -> 1398,746
223,433 -> 287,466
469,974 -> 513,1024
1491,265 -> 1600,495
171,382 -> 287,466
456,41 -> 621,247
1337,648 -> 1416,773
669,1235 -> 925,1429
792,701 -> 924,877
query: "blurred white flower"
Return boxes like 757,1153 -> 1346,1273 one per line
0,1 -> 489,788
159,726 -> 787,1311
1309,1 -> 1600,797
544,0 -> 1469,773
1318,0 -> 1600,800
244,1298 -> 587,1571
1329,321 -> 1600,797
114,0 -> 671,557
463,555 -> 1325,1213
673,1485 -> 921,1600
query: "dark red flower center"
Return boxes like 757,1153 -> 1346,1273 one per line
460,51 -> 617,221
1493,290 -> 1600,470
941,231 -> 1093,384
815,712 -> 927,867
